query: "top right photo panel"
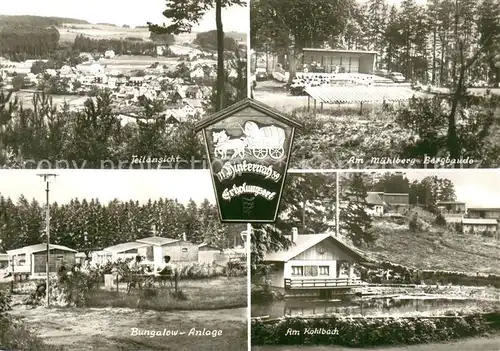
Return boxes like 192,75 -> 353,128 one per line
250,0 -> 500,170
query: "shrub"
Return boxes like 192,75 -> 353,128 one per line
409,214 -> 419,232
251,313 -> 498,346
435,213 -> 447,226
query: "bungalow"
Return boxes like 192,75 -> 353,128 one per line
365,192 -> 384,217
467,207 -> 500,220
136,234 -> 199,270
263,228 -> 367,291
381,193 -> 409,207
101,241 -> 150,262
438,201 -> 467,214
462,218 -> 498,234
198,243 -> 221,264
6,244 -> 77,277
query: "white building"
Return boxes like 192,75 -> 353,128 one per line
104,50 -> 116,59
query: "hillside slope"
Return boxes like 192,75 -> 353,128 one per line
361,209 -> 500,275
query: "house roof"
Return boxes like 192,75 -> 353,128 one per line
7,244 -> 77,256
263,233 -> 368,263
303,48 -> 378,55
438,201 -> 466,205
103,242 -> 149,253
194,97 -> 303,132
462,218 -> 498,225
136,236 -> 180,246
366,192 -> 384,206
444,216 -> 463,223
467,207 -> 500,212
198,243 -> 219,250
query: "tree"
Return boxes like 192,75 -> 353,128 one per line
252,0 -> 352,83
148,0 -> 245,112
340,173 -> 374,247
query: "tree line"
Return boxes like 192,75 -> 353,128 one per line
252,0 -> 500,86
0,194 -> 243,254
72,35 -> 157,56
0,27 -> 60,61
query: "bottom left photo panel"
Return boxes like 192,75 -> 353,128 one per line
0,169 -> 248,351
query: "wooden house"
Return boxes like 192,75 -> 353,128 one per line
365,192 -> 384,217
198,243 -> 221,264
7,244 -> 77,277
467,207 -> 500,220
462,218 -> 498,234
381,193 -> 409,208
101,242 -> 150,262
263,229 -> 367,293
438,201 -> 467,214
136,234 -> 199,269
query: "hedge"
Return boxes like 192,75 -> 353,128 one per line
251,313 -> 500,346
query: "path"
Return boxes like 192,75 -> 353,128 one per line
9,305 -> 247,351
252,334 -> 500,351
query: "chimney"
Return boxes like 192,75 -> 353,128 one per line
182,232 -> 187,242
291,227 -> 298,243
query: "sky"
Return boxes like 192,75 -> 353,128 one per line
0,0 -> 248,32
0,170 -> 215,205
391,170 -> 500,208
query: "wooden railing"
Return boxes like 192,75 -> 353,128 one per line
284,277 -> 364,289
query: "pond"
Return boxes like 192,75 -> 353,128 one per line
251,295 -> 500,318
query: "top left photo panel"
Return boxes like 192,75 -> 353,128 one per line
0,0 -> 248,169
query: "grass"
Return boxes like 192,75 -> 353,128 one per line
86,276 -> 247,310
365,215 -> 500,275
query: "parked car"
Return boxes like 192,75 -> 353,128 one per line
255,68 -> 268,81
389,72 -> 406,83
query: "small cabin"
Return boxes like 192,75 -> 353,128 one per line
263,229 -> 367,292
198,243 -> 221,264
7,244 -> 77,278
136,234 -> 199,269
462,218 -> 498,234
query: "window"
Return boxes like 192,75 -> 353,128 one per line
304,266 -> 318,277
181,248 -> 188,253
291,266 -> 303,276
319,266 -> 330,275
56,256 -> 63,263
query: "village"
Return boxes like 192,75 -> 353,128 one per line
0,43 -> 241,125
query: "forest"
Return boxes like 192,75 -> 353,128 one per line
72,35 -> 158,56
251,0 -> 500,86
0,194 -> 244,254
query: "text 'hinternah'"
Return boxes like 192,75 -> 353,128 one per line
216,161 -> 281,183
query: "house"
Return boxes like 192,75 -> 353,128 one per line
381,193 -> 409,208
198,243 -> 221,264
104,50 -> 116,59
438,201 -> 467,214
302,48 -> 377,74
6,244 -> 77,277
185,85 -> 202,99
462,218 -> 498,234
365,192 -> 384,217
127,77 -> 144,87
101,241 -> 150,262
190,67 -> 205,79
262,228 -> 367,291
467,207 -> 500,220
136,234 -> 199,269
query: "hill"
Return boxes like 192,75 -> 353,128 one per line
0,15 -> 88,29
361,208 -> 500,275
225,31 -> 246,43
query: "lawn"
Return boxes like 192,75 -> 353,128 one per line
5,276 -> 247,351
87,276 -> 247,310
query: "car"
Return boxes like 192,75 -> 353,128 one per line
389,72 -> 406,83
255,68 -> 268,81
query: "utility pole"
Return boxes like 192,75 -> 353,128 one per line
37,173 -> 57,308
336,172 -> 340,237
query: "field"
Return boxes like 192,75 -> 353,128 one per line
251,334 -> 500,351
98,55 -> 217,72
57,23 -> 246,45
57,23 -> 197,44
5,276 -> 247,351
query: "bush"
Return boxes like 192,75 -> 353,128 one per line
435,213 -> 447,226
409,214 -> 419,232
251,313 -> 498,346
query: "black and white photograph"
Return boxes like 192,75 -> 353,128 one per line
251,0 -> 500,169
0,170 -> 247,351
0,0 -> 247,169
251,170 -> 500,350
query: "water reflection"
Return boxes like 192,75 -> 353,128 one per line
251,296 -> 500,318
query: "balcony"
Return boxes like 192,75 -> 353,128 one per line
285,277 -> 364,290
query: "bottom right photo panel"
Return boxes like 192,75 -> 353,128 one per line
251,170 -> 500,350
